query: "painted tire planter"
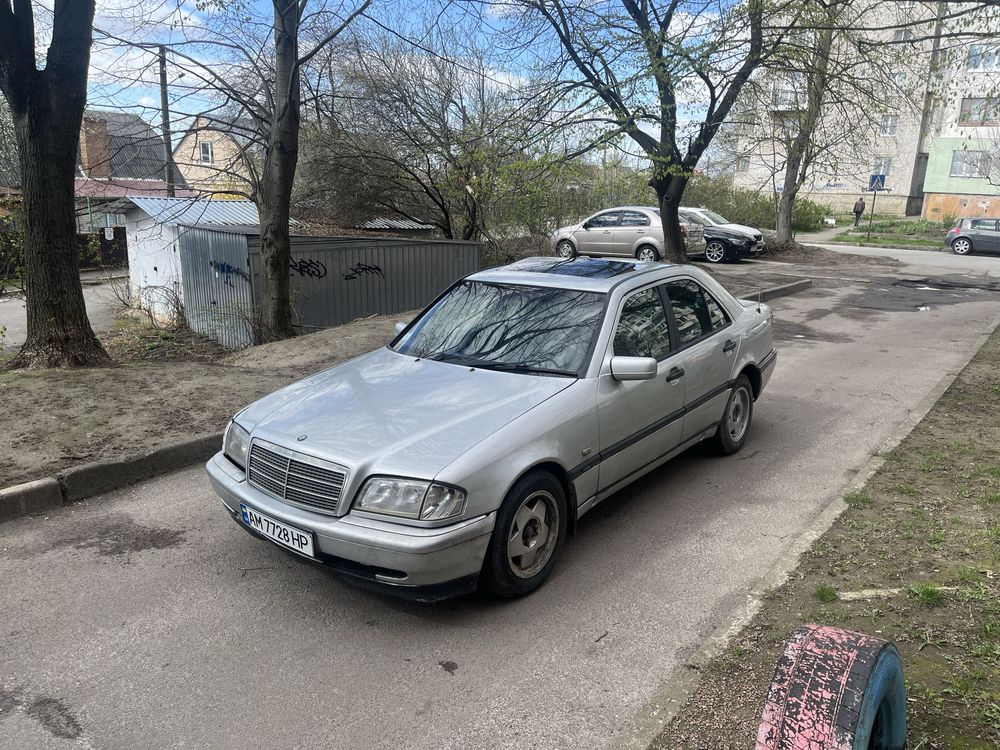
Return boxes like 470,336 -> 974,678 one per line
756,624 -> 907,750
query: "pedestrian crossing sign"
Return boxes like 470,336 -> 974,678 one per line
868,174 -> 886,191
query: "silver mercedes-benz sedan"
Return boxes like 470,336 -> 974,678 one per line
207,257 -> 776,601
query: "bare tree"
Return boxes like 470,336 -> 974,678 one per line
489,0 -> 798,262
0,0 -> 111,368
103,0 -> 371,341
297,27 -> 566,245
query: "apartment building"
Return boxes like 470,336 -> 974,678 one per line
730,2 -> 1000,218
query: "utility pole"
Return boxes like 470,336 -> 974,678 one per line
158,45 -> 175,197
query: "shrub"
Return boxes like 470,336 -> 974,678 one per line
682,174 -> 830,232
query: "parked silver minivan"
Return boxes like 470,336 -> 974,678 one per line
551,206 -> 706,261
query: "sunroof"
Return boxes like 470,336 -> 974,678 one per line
509,257 -> 638,278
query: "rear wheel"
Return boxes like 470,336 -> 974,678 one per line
705,241 -> 726,263
635,244 -> 660,262
482,472 -> 567,598
556,240 -> 577,258
951,237 -> 973,255
714,374 -> 753,454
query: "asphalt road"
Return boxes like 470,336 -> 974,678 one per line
2,253 -> 1000,750
0,282 -> 119,352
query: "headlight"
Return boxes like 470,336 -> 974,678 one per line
356,477 -> 467,521
223,420 -> 251,470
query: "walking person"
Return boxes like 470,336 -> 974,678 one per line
853,196 -> 866,226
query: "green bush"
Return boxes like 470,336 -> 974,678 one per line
681,175 -> 830,232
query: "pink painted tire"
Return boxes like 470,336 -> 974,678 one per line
756,625 -> 906,750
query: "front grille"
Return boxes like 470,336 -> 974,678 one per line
247,441 -> 347,515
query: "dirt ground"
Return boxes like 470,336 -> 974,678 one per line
653,328 -> 1000,749
0,313 -> 406,489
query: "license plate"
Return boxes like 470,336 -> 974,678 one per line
240,503 -> 315,558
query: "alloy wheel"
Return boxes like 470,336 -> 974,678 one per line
728,386 -> 751,443
952,238 -> 971,255
507,491 -> 560,579
556,240 -> 576,258
705,242 -> 726,263
636,246 -> 658,262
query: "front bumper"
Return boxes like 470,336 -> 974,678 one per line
206,452 -> 495,600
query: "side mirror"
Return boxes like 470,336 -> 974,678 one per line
393,322 -> 408,335
610,356 -> 657,381
582,221 -> 592,230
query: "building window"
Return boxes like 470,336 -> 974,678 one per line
735,156 -> 750,172
891,71 -> 908,85
958,97 -> 1000,125
893,29 -> 915,43
200,141 -> 214,165
873,157 -> 893,177
898,0 -> 916,8
967,44 -> 999,70
879,114 -> 899,135
950,150 -> 991,178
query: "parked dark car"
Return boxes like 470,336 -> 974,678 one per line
946,217 -> 1000,255
679,208 -> 762,263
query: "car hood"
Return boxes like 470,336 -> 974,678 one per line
554,222 -> 583,235
236,347 -> 574,479
716,223 -> 760,238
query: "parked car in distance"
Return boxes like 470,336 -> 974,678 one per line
207,257 -> 776,602
945,217 -> 1000,255
679,207 -> 764,263
551,206 -> 706,261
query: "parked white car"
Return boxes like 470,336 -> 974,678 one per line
551,206 -> 706,261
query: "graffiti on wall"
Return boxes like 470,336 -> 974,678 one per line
290,258 -> 328,279
343,263 -> 385,281
209,259 -> 250,287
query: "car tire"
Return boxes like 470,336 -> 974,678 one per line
713,374 -> 753,454
556,240 -> 577,258
756,625 -> 907,750
951,237 -> 973,255
704,240 -> 727,263
482,471 -> 568,598
635,244 -> 660,262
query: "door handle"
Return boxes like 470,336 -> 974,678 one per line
723,340 -> 736,354
666,366 -> 685,382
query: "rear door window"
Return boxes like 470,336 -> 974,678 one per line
970,219 -> 998,231
664,279 -> 730,346
619,211 -> 651,227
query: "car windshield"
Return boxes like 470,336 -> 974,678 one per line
392,281 -> 605,376
698,209 -> 729,225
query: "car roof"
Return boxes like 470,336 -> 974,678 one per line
467,256 -> 676,293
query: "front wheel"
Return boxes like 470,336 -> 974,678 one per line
556,240 -> 577,258
482,472 -> 567,598
705,241 -> 727,263
714,374 -> 753,454
951,238 -> 973,255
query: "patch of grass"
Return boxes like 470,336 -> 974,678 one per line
844,490 -> 873,508
908,582 -> 946,607
813,582 -> 839,603
983,492 -> 1000,506
893,483 -> 918,496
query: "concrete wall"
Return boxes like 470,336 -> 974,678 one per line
923,192 -> 1000,221
125,210 -> 183,321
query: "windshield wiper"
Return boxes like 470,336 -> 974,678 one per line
467,360 -> 577,377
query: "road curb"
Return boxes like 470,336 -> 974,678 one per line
614,311 -> 1000,750
0,478 -> 63,521
0,432 -> 222,522
759,278 -> 812,301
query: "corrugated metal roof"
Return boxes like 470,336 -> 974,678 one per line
126,197 -> 260,227
359,217 -> 434,231
82,109 -> 166,181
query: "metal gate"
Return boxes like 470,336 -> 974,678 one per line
178,226 -> 254,349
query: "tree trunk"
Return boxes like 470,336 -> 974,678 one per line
774,7 -> 836,244
256,2 -> 301,342
653,173 -> 689,264
6,3 -> 110,369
